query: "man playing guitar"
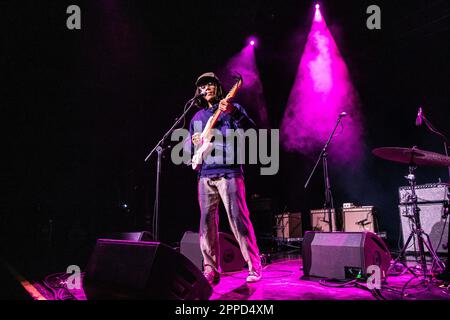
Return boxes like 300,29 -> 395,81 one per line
188,72 -> 262,284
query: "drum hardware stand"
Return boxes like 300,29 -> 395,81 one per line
389,163 -> 446,281
372,145 -> 450,295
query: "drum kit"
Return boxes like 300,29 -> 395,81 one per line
372,146 -> 450,280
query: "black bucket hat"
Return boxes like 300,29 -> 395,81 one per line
195,72 -> 220,87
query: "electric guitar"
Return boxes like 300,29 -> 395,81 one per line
191,75 -> 243,170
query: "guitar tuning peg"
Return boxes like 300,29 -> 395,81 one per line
232,71 -> 243,81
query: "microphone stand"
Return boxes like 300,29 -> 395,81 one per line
421,113 -> 450,180
304,113 -> 346,232
144,95 -> 200,241
420,110 -> 450,277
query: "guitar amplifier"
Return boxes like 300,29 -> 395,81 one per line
310,209 -> 337,232
275,212 -> 302,239
399,183 -> 449,204
342,206 -> 377,233
398,183 -> 449,253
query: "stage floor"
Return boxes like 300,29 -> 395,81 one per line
30,250 -> 450,300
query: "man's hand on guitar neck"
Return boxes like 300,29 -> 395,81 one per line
218,99 -> 236,114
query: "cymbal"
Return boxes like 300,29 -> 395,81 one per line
372,147 -> 450,167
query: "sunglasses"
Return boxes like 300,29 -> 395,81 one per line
198,82 -> 217,90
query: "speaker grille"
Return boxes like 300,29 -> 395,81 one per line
398,183 -> 449,253
302,232 -> 391,280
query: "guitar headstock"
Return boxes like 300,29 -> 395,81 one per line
232,72 -> 243,87
226,72 -> 243,99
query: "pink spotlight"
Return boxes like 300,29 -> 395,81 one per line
281,0 -> 364,166
247,37 -> 257,47
314,4 -> 322,22
218,40 -> 269,128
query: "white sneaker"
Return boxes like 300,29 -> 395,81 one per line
246,270 -> 262,283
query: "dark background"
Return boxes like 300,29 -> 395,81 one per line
2,0 -> 449,275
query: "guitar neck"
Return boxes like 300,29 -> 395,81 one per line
201,78 -> 242,138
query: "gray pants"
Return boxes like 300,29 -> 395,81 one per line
198,176 -> 261,274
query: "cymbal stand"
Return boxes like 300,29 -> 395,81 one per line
389,165 -> 446,280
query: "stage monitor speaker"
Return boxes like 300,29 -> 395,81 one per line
398,183 -> 449,254
180,231 -> 246,272
342,206 -> 377,233
275,212 -> 302,239
302,231 -> 391,280
84,239 -> 212,300
180,231 -> 203,271
310,209 -> 337,232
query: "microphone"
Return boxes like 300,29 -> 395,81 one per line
415,107 -> 423,126
195,88 -> 207,99
189,88 -> 207,102
355,218 -> 368,226
339,112 -> 347,118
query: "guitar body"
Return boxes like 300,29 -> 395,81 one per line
191,75 -> 243,171
191,139 -> 214,170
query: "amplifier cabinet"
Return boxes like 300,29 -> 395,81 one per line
310,209 -> 337,232
275,212 -> 302,239
343,206 -> 377,233
399,183 -> 449,204
398,203 -> 448,253
398,183 -> 449,253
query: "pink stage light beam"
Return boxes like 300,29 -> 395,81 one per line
281,5 -> 364,165
219,40 -> 269,128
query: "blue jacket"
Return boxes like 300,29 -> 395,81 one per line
189,102 -> 256,178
